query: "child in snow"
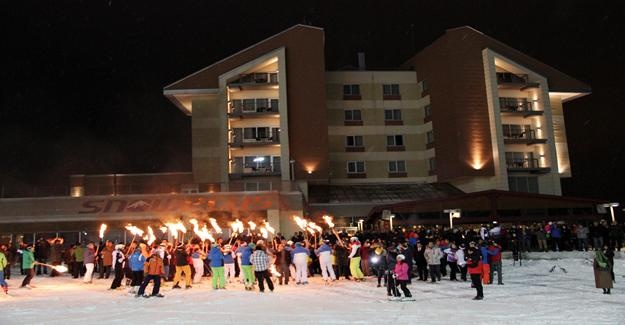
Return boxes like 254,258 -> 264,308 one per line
393,254 -> 412,299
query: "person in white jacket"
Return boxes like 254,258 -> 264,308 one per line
348,237 -> 364,281
291,242 -> 310,285
456,243 -> 467,281
424,241 -> 442,283
315,240 -> 336,283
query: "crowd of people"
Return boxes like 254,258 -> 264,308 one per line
0,220 -> 621,299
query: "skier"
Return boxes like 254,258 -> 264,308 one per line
393,254 -> 413,300
250,243 -> 274,293
109,244 -> 126,290
128,244 -> 146,293
315,240 -> 336,284
19,244 -> 36,289
223,244 -> 236,283
291,242 -> 310,285
466,242 -> 484,300
348,237 -> 365,281
0,248 -> 8,294
83,242 -> 96,284
136,249 -> 165,298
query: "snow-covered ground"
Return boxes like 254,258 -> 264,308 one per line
1,252 -> 623,325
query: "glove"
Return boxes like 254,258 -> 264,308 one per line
392,274 -> 397,279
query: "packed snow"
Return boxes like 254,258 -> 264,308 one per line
1,252 -> 623,325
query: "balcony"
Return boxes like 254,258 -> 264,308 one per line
503,129 -> 547,145
229,136 -> 280,148
229,128 -> 280,148
496,72 -> 540,90
228,98 -> 279,118
499,97 -> 543,117
506,158 -> 551,174
229,164 -> 281,179
228,72 -> 278,90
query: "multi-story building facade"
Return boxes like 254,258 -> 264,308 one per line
0,24 -> 598,243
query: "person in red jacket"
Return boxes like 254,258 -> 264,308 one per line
466,242 -> 484,300
488,241 -> 503,285
393,254 -> 412,300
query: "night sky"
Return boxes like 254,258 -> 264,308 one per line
2,1 -> 624,202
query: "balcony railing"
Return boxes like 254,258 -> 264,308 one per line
228,73 -> 278,86
229,164 -> 281,178
229,99 -> 279,117
497,72 -> 539,90
506,158 -> 550,173
229,135 -> 280,147
503,129 -> 547,145
499,97 -> 543,116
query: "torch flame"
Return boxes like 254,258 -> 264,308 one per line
248,221 -> 257,231
99,224 -> 107,239
259,227 -> 269,239
263,220 -> 275,234
53,265 -> 68,273
322,215 -> 334,228
175,220 -> 187,233
165,223 -> 178,239
293,216 -> 308,231
125,225 -> 144,236
159,226 -> 168,234
209,218 -> 222,234
308,222 -> 322,233
146,226 -> 156,245
231,219 -> 245,234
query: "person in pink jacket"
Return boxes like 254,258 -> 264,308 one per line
393,254 -> 412,299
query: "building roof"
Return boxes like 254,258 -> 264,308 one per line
404,26 -> 591,94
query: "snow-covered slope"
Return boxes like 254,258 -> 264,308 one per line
1,254 -> 623,324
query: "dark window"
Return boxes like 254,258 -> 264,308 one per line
344,109 -> 362,121
346,136 -> 364,147
384,109 -> 402,121
426,131 -> 435,144
347,161 -> 365,173
383,84 -> 400,96
386,135 -> 404,146
389,160 -> 406,172
424,104 -> 432,117
421,80 -> 428,92
343,84 -> 360,96
429,158 -> 436,171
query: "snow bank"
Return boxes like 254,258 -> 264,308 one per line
1,255 -> 623,325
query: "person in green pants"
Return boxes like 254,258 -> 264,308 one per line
237,242 -> 255,290
348,237 -> 365,281
208,244 -> 226,289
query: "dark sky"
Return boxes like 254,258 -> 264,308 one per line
2,0 -> 624,201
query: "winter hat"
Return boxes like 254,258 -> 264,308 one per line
249,243 -> 256,249
350,237 -> 358,242
396,254 -> 405,261
224,244 -> 232,251
375,247 -> 383,255
176,242 -> 184,249
295,242 -> 302,247
287,240 -> 293,245
115,244 -> 125,250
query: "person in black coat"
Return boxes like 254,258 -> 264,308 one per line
415,242 -> 428,281
274,243 -> 291,285
334,243 -> 350,280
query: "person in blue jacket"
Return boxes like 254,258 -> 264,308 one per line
237,242 -> 255,290
479,240 -> 495,285
223,245 -> 236,283
315,240 -> 336,283
208,244 -> 226,289
128,245 -> 146,294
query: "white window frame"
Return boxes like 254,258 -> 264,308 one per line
347,161 -> 365,174
384,109 -> 402,121
346,135 -> 364,147
343,84 -> 360,96
386,135 -> 404,146
383,84 -> 400,96
344,109 -> 362,121
388,160 -> 406,173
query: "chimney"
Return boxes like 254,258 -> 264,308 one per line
357,52 -> 366,70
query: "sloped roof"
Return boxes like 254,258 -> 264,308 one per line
405,26 -> 591,93
308,183 -> 464,204
164,24 -> 324,91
